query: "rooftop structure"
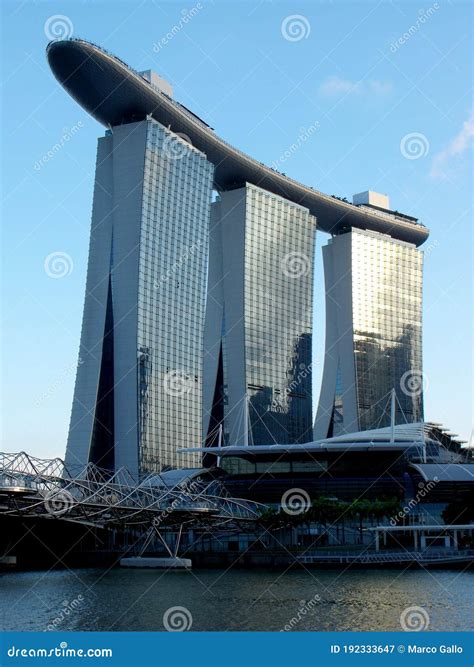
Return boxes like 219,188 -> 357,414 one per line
180,422 -> 471,458
353,190 -> 390,210
178,423 -> 473,507
46,38 -> 428,247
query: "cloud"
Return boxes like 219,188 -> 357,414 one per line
318,75 -> 393,98
368,79 -> 393,95
319,76 -> 360,96
430,111 -> 474,180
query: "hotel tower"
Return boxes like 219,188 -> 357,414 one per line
47,40 -> 428,475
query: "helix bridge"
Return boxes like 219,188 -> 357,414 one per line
0,451 -> 266,530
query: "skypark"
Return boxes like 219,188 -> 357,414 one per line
47,38 -> 428,247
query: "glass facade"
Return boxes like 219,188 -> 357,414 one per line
330,362 -> 344,437
208,184 -> 316,446
351,229 -> 424,430
137,121 -> 214,473
66,118 -> 214,478
321,228 -> 424,436
244,186 -> 316,444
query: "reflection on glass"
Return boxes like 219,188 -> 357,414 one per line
137,121 -> 214,473
242,185 -> 316,444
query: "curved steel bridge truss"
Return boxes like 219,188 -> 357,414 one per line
0,451 -> 266,530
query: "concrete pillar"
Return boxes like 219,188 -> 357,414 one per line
414,530 -> 419,551
375,531 -> 380,552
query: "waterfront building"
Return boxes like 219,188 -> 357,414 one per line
314,197 -> 424,438
46,40 -> 428,246
189,423 -> 472,514
65,118 -> 214,478
203,184 -> 316,447
46,40 -> 430,474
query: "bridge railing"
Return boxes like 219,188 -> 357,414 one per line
0,451 -> 267,525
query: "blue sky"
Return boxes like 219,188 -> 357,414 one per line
1,0 -> 473,459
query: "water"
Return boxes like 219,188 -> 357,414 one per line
1,568 -> 472,632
